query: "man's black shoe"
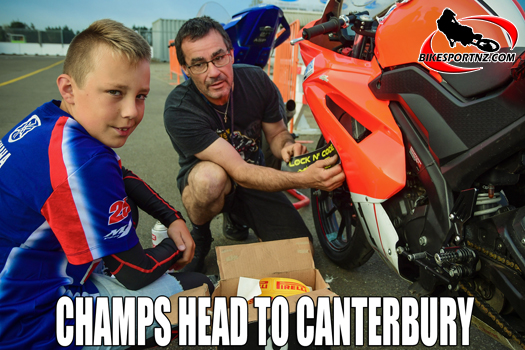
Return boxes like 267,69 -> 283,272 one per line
180,227 -> 213,274
222,213 -> 249,241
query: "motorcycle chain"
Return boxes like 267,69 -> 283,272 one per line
465,240 -> 522,274
459,281 -> 525,350
460,240 -> 524,349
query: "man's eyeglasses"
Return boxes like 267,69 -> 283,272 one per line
187,53 -> 232,75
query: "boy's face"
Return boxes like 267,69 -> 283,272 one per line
181,30 -> 234,106
69,45 -> 150,148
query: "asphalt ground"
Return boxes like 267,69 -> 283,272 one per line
0,55 -> 509,350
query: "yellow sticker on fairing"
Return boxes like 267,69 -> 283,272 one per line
281,141 -> 338,173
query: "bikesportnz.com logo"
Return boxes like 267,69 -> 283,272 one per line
418,52 -> 516,64
419,8 -> 518,74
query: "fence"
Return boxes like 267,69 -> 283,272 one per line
270,20 -> 301,104
269,19 -> 319,135
0,28 -> 75,45
0,27 -> 153,45
168,39 -> 184,84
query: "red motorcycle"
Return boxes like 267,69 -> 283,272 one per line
294,0 -> 525,347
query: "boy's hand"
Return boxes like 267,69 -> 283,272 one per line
166,219 -> 195,270
281,142 -> 308,163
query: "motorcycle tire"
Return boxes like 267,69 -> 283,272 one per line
311,137 -> 374,270
474,38 -> 500,52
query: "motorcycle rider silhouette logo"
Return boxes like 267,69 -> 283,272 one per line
418,7 -> 519,74
437,8 -> 500,52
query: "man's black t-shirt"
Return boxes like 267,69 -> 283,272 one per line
164,64 -> 284,191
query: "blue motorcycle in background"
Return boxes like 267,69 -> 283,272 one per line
193,2 -> 290,68
223,4 -> 290,67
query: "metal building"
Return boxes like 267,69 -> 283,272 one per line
152,19 -> 186,62
249,0 -> 324,27
280,10 -> 323,27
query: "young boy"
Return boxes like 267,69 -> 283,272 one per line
0,19 -> 211,349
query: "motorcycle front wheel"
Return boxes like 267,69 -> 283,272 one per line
311,137 -> 374,270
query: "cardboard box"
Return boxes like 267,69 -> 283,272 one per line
212,237 -> 337,349
166,283 -> 209,326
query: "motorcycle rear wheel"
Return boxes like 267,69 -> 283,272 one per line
311,137 -> 374,269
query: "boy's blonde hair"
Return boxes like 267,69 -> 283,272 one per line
63,19 -> 151,87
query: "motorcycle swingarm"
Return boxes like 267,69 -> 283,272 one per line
479,256 -> 525,321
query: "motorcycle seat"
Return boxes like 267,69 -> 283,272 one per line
441,47 -> 525,98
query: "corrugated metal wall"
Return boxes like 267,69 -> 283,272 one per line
152,19 -> 186,62
249,0 -> 323,26
282,10 -> 322,27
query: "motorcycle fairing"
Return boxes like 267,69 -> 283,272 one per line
302,46 -> 405,201
439,47 -> 522,98
351,192 -> 401,272
369,65 -> 525,190
389,102 -> 454,253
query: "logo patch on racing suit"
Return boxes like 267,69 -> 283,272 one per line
8,115 -> 41,143
104,220 -> 132,240
108,197 -> 131,225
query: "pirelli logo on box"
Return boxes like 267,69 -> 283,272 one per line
259,277 -> 311,298
248,277 -> 312,304
273,281 -> 309,293
259,280 -> 268,290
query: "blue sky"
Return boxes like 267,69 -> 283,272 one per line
0,0 -> 254,31
2,0 -> 525,32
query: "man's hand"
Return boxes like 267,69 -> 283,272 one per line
302,155 -> 345,192
281,142 -> 308,163
196,137 -> 343,193
166,219 -> 195,270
